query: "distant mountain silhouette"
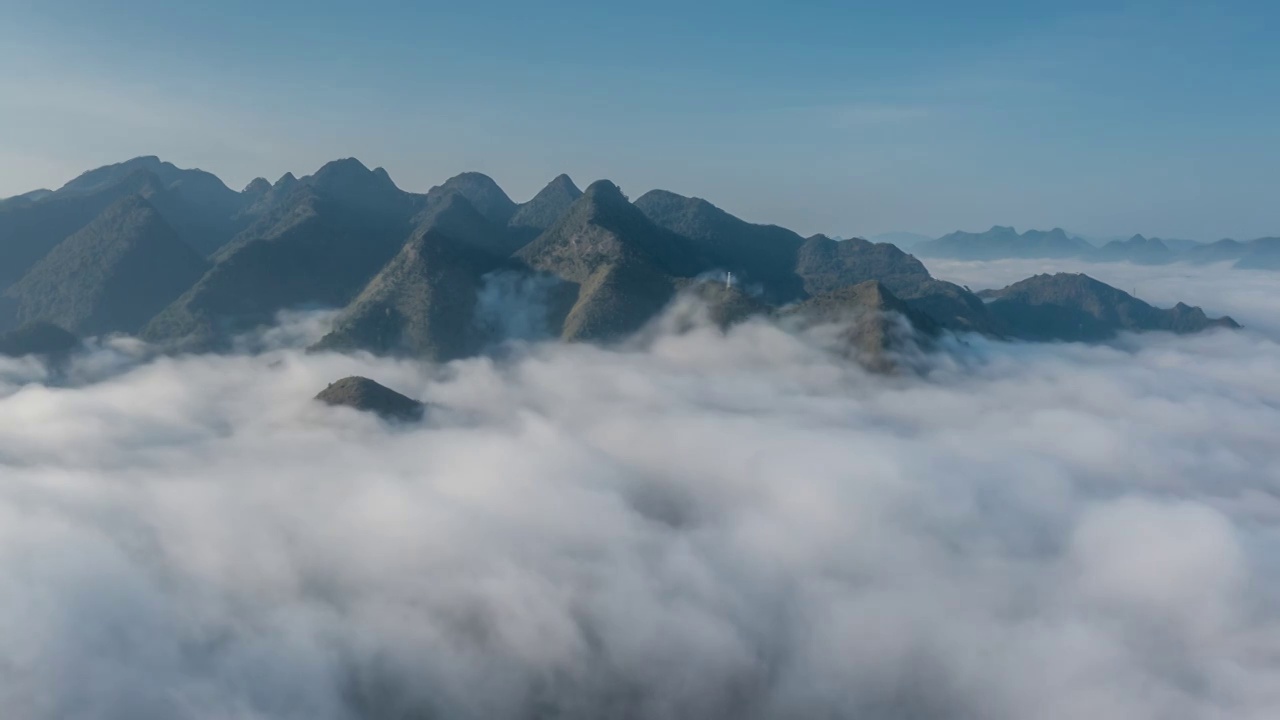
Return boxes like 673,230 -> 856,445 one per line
1178,236 -> 1280,269
979,273 -> 1239,341
1231,238 -> 1280,270
871,231 -> 934,250
1094,235 -> 1175,265
315,376 -> 425,421
917,224 -> 1280,268
1158,237 -> 1203,254
918,226 -> 1093,260
1183,238 -> 1248,265
4,196 -> 208,335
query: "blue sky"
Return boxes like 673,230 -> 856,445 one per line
1,0 -> 1277,239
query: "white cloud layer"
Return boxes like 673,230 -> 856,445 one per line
1,262 -> 1278,719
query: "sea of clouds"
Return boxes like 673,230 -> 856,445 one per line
1,261 -> 1278,719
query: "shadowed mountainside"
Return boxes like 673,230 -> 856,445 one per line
311,194 -> 507,361
0,321 -> 80,358
3,196 -> 209,335
0,156 -> 1245,368
978,273 -> 1239,341
142,159 -> 420,348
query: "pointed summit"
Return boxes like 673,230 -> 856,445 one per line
546,173 -> 580,193
1096,234 -> 1172,265
301,158 -> 407,216
243,177 -> 271,195
509,174 -> 582,235
427,172 -> 517,225
919,225 -> 1092,260
4,196 -> 209,335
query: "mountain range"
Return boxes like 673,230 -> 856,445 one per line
901,226 -> 1280,268
0,157 -> 1240,370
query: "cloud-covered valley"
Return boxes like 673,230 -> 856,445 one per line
1,261 -> 1278,719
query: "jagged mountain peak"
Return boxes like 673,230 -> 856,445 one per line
524,173 -> 584,206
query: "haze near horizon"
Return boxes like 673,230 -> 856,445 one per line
2,0 -> 1278,240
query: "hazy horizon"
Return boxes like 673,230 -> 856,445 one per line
3,153 -> 1272,245
3,1 -> 1278,240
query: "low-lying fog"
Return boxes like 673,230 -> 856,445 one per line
1,261 -> 1277,719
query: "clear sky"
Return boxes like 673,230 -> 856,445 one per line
1,0 -> 1277,240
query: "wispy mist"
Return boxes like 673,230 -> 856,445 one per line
1,263 -> 1278,719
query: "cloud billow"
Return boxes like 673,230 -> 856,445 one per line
0,262 -> 1278,719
